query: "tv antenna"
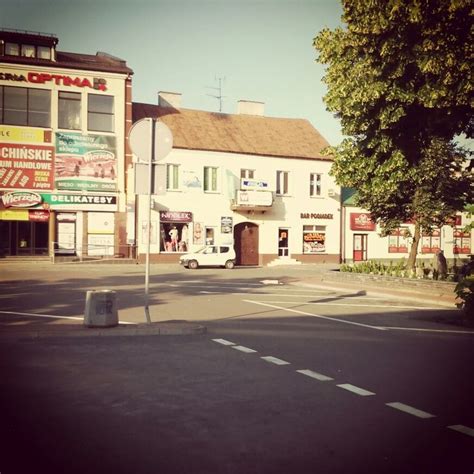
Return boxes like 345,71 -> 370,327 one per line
206,76 -> 226,112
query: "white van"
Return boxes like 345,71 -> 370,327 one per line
179,245 -> 236,269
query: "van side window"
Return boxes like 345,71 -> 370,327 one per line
220,247 -> 229,253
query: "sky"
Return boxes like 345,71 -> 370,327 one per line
1,0 -> 344,145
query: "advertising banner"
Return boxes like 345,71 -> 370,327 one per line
55,132 -> 117,192
221,216 -> 233,233
0,125 -> 50,144
303,232 -> 326,253
350,213 -> 376,231
0,143 -> 55,190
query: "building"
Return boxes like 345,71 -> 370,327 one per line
130,92 -> 341,265
0,29 -> 133,258
342,188 -> 473,264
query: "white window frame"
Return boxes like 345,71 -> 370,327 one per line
204,166 -> 219,192
310,173 -> 322,197
240,169 -> 255,179
276,170 -> 289,196
166,164 -> 180,191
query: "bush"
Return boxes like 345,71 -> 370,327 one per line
455,276 -> 474,317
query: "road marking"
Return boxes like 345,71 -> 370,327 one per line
386,402 -> 435,419
253,299 -> 445,311
0,310 -> 136,325
447,424 -> 474,437
243,300 -> 386,331
212,338 -> 235,346
296,369 -> 334,381
232,345 -> 257,353
337,383 -> 375,396
261,356 -> 290,365
260,280 -> 281,285
381,326 -> 474,335
199,291 -> 219,294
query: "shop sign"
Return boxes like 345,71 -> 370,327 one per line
300,212 -> 333,219
0,143 -> 55,190
57,213 -> 77,222
350,213 -> 376,231
41,193 -> 117,211
1,191 -> 42,208
236,190 -> 273,206
29,210 -> 50,222
55,133 -> 117,192
221,216 -> 233,233
0,71 -> 107,91
241,178 -> 270,190
0,125 -> 50,144
0,209 -> 29,221
159,211 -> 193,223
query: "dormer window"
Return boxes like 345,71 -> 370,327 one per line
21,44 -> 35,58
37,46 -> 51,60
3,42 -> 52,60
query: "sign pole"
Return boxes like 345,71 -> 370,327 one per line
144,118 -> 155,324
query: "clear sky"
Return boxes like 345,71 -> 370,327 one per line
1,0 -> 344,145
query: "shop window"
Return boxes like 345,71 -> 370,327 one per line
388,227 -> 409,253
166,164 -> 180,190
21,44 -> 35,58
1,86 -> 51,127
204,166 -> 218,192
276,170 -> 289,195
88,94 -> 114,132
303,225 -> 326,253
421,228 -> 441,254
58,91 -> 81,130
160,223 -> 190,252
205,227 -> 215,245
453,228 -> 471,254
310,173 -> 322,197
240,169 -> 255,179
5,43 -> 20,56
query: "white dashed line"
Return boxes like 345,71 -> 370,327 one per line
296,369 -> 334,381
0,311 -> 136,325
231,345 -> 258,353
243,300 -> 386,331
447,424 -> 474,437
212,338 -> 235,346
261,356 -> 290,365
386,402 -> 435,419
337,383 -> 375,396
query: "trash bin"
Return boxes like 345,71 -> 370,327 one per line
84,290 -> 118,328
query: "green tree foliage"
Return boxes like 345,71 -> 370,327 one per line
314,0 -> 473,268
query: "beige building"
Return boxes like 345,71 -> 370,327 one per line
130,92 -> 341,265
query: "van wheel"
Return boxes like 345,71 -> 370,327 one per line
188,260 -> 199,269
225,260 -> 235,269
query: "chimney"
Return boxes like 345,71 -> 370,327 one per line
237,100 -> 264,116
158,91 -> 181,109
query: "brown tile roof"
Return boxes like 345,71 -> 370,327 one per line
133,103 -> 331,161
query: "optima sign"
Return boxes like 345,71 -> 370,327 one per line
0,71 -> 107,91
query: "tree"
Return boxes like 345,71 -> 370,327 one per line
314,0 -> 473,269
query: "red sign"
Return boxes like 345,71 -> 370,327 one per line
0,143 -> 55,190
1,191 -> 42,208
350,213 -> 376,231
29,210 -> 50,222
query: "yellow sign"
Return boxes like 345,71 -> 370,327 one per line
0,209 -> 29,221
0,125 -> 46,144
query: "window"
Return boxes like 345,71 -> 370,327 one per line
5,43 -> 19,56
88,94 -> 114,132
310,173 -> 322,197
276,170 -> 289,195
37,46 -> 51,60
21,44 -> 35,58
388,227 -> 409,253
303,225 -> 326,253
205,227 -> 215,245
58,91 -> 81,130
166,164 -> 180,190
453,228 -> 471,254
421,228 -> 441,254
204,166 -> 218,192
1,86 -> 51,127
240,169 -> 254,179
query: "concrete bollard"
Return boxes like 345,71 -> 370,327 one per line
84,290 -> 118,328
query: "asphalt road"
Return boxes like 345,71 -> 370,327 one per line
1,263 -> 473,473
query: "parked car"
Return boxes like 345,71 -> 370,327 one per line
180,245 -> 236,269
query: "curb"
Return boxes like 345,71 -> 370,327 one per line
0,322 -> 207,339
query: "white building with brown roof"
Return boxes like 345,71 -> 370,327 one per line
130,92 -> 341,266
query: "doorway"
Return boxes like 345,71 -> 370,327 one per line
353,234 -> 368,261
278,228 -> 289,257
0,221 -> 49,256
234,222 -> 259,266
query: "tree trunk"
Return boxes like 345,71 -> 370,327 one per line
407,220 -> 421,270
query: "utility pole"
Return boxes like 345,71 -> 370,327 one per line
206,76 -> 226,112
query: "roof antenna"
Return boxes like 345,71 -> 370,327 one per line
206,76 -> 226,112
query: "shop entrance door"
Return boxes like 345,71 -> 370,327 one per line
353,234 -> 368,261
7,221 -> 49,256
278,228 -> 289,257
234,222 -> 259,266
